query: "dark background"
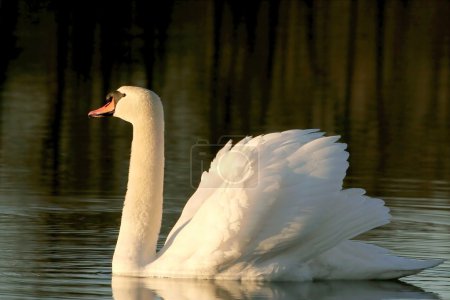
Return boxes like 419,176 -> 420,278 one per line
1,0 -> 449,199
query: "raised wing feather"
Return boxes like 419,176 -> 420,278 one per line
151,130 -> 390,279
164,129 -> 324,244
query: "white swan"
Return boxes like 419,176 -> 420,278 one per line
88,86 -> 442,280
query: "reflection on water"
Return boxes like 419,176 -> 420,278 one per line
112,276 -> 440,300
0,0 -> 449,299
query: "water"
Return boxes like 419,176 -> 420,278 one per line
0,0 -> 449,299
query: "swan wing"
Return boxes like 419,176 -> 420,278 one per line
164,129 -> 326,244
153,129 -> 390,279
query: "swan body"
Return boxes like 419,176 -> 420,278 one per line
88,86 -> 442,280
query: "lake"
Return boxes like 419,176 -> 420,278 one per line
0,0 -> 449,299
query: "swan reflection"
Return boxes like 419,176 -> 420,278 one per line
112,276 -> 439,300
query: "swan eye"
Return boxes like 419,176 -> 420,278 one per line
105,93 -> 114,104
105,91 -> 126,104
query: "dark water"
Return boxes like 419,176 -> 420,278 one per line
0,0 -> 449,299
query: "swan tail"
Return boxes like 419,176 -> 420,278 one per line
306,240 -> 444,280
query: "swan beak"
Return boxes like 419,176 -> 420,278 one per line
88,100 -> 115,118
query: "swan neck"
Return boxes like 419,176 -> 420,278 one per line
113,115 -> 164,274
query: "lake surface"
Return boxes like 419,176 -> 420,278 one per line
0,0 -> 449,299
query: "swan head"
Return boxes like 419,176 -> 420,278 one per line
88,86 -> 162,124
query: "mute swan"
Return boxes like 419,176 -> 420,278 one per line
88,86 -> 442,280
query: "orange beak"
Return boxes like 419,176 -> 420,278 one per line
88,100 -> 116,118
